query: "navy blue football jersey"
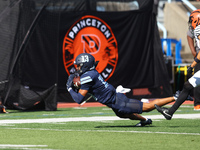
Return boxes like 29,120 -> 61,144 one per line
80,70 -> 116,106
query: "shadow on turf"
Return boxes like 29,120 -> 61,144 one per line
95,125 -> 154,128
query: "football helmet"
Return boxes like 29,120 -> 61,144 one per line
74,53 -> 95,74
188,9 -> 200,30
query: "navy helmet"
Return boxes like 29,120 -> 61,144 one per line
74,53 -> 95,74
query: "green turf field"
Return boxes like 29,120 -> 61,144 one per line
0,104 -> 200,150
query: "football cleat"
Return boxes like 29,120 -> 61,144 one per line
0,105 -> 7,113
154,104 -> 172,120
173,90 -> 180,99
186,94 -> 193,101
135,118 -> 152,127
194,105 -> 200,111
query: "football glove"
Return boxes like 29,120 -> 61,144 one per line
66,74 -> 75,91
187,65 -> 193,75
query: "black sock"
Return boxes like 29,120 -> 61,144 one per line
169,82 -> 193,115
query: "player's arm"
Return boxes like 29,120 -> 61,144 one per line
188,25 -> 200,73
187,53 -> 200,74
191,52 -> 200,68
68,88 -> 88,104
187,35 -> 196,57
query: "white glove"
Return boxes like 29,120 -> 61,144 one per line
194,25 -> 200,48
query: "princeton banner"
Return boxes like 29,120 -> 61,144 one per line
0,0 -> 172,105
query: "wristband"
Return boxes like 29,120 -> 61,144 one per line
194,57 -> 200,63
68,87 -> 72,92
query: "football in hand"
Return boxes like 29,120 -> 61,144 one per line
73,76 -> 81,88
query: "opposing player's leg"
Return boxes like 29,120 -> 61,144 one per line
155,80 -> 196,120
193,63 -> 200,110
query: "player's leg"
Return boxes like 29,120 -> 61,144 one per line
194,86 -> 200,110
113,111 -> 152,127
143,90 -> 193,112
155,81 -> 194,120
118,113 -> 146,121
169,71 -> 200,114
155,71 -> 200,120
142,97 -> 175,112
112,94 -> 152,126
112,106 -> 146,121
167,81 -> 194,116
193,62 -> 200,110
128,113 -> 152,127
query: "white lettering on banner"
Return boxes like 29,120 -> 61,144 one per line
80,20 -> 86,28
100,25 -> 106,32
102,72 -> 108,79
77,23 -> 81,29
86,18 -> 91,26
72,26 -> 78,34
92,19 -> 96,26
69,31 -> 74,39
68,18 -> 111,40
63,15 -> 118,81
106,68 -> 112,73
97,21 -> 102,28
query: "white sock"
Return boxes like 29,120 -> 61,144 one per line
142,118 -> 148,122
173,96 -> 177,101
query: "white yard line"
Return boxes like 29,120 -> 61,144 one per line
4,127 -> 200,136
0,144 -> 57,150
0,144 -> 47,148
0,113 -> 200,124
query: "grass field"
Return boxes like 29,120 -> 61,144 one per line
0,104 -> 200,150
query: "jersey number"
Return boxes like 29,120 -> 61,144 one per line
81,55 -> 89,63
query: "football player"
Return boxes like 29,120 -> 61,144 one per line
187,9 -> 200,110
155,24 -> 200,120
67,53 -> 192,126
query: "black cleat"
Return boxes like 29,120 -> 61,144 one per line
186,94 -> 193,101
135,118 -> 152,127
154,104 -> 172,120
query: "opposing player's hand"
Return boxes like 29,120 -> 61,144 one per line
66,74 -> 75,91
187,66 -> 193,75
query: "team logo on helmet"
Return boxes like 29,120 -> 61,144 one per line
63,15 -> 118,80
189,9 -> 200,30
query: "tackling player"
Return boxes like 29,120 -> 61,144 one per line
67,53 -> 192,126
155,24 -> 200,120
187,9 -> 200,110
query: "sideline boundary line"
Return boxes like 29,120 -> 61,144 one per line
0,114 -> 200,124
57,101 -> 193,108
